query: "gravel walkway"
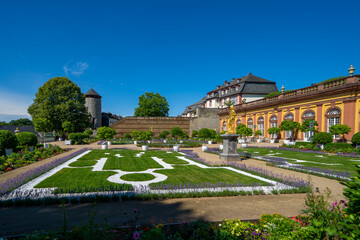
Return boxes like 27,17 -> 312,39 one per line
0,141 -> 346,236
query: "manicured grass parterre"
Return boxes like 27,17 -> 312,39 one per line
121,173 -> 156,181
35,168 -> 132,192
240,147 -> 360,175
151,165 -> 269,187
33,149 -> 272,193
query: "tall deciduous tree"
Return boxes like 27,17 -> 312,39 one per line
134,92 -> 169,117
28,77 -> 91,132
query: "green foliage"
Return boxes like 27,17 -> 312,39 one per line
217,219 -> 252,238
28,76 -> 91,132
68,133 -> 88,143
214,131 -> 226,143
137,131 -> 153,142
159,130 -> 169,138
84,129 -> 93,136
170,127 -> 186,138
329,124 -> 351,141
8,118 -> 33,126
351,132 -> 360,146
124,133 -> 132,139
236,124 -> 253,138
312,132 -> 333,145
62,121 -> 74,134
279,120 -> 300,131
33,118 -> 52,134
131,131 -> 141,140
143,229 -> 166,240
0,130 -> 18,151
254,130 -> 262,137
198,128 -> 211,138
97,127 -> 117,140
324,143 -> 355,153
134,92 -> 169,117
191,130 -> 198,137
318,76 -> 347,84
342,165 -> 360,215
300,119 -> 318,133
16,132 -> 38,147
264,90 -> 293,98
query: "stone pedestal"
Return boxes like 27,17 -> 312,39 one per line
219,134 -> 241,161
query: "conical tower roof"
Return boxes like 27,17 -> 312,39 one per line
85,88 -> 102,98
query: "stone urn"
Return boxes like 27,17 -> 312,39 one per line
202,145 -> 208,151
219,144 -> 224,150
142,145 -> 149,151
173,145 -> 180,152
102,144 -> 108,150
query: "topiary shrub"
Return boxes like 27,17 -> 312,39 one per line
192,130 -> 198,138
159,130 -> 169,139
0,130 -> 18,151
97,126 -> 117,140
198,128 -> 211,138
170,127 -> 185,139
68,133 -> 88,143
124,133 -> 132,139
312,132 -> 333,145
351,132 -> 360,146
16,132 -> 38,147
84,129 -> 93,136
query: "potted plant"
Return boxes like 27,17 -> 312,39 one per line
138,131 -> 153,151
236,124 -> 253,147
279,120 -> 300,145
34,118 -> 52,148
159,130 -> 169,143
312,132 -> 333,149
329,124 -> 351,143
254,130 -> 262,143
97,126 -> 117,148
16,132 -> 38,152
131,131 -> 140,145
170,127 -> 185,151
267,127 -> 280,143
62,121 -> 74,144
0,130 -> 18,156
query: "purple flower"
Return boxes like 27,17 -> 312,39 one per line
332,201 -> 339,207
133,231 -> 140,240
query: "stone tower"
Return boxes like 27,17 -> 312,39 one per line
85,88 -> 102,129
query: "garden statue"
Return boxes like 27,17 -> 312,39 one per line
227,105 -> 236,134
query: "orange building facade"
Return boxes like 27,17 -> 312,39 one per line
219,75 -> 360,142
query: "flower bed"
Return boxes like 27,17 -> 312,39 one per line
0,145 -> 66,173
0,148 -> 88,195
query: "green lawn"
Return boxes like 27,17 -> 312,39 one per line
121,173 -> 156,181
35,168 -> 132,192
103,155 -> 163,171
151,165 -> 269,187
240,147 -> 360,175
35,149 -> 272,193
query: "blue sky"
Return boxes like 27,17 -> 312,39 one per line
1,0 -> 359,121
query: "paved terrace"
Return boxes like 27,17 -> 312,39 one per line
0,141 -> 345,236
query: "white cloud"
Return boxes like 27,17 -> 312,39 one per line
0,89 -> 32,117
63,62 -> 89,76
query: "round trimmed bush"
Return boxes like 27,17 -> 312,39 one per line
198,128 -> 211,138
159,130 -> 169,138
124,133 -> 132,139
16,132 -> 38,147
68,133 -> 88,143
0,130 -> 18,150
312,132 -> 333,145
351,132 -> 360,146
97,126 -> 116,140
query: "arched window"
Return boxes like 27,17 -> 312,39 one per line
247,118 -> 253,129
222,120 -> 227,131
303,110 -> 315,119
302,111 -> 315,141
284,113 -> 294,139
284,113 -> 294,121
257,117 -> 264,135
236,119 -> 241,125
326,108 -> 341,139
269,115 -> 278,138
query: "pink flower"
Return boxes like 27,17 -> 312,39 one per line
133,231 -> 140,240
133,208 -> 138,213
332,201 -> 339,207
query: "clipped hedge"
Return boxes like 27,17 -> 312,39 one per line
68,133 -> 88,143
312,132 -> 333,145
0,130 -> 18,151
16,132 -> 38,147
351,132 -> 360,146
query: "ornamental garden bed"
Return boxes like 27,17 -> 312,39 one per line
140,140 -> 204,148
0,145 -> 67,174
0,149 -> 309,206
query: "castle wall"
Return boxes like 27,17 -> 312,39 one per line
189,108 -> 220,133
111,117 -> 191,137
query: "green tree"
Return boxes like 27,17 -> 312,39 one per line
279,120 -> 301,142
62,121 -> 74,139
159,130 -> 169,139
28,76 -> 91,133
329,124 -> 351,142
8,118 -> 33,126
236,124 -> 253,138
300,119 -> 319,133
97,127 -> 117,140
170,127 -> 185,138
0,130 -> 18,152
33,118 -> 52,143
267,127 -> 280,139
134,92 -> 169,117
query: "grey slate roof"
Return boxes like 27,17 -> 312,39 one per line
0,126 -> 38,136
182,98 -> 206,115
85,88 -> 102,98
206,73 -> 278,98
